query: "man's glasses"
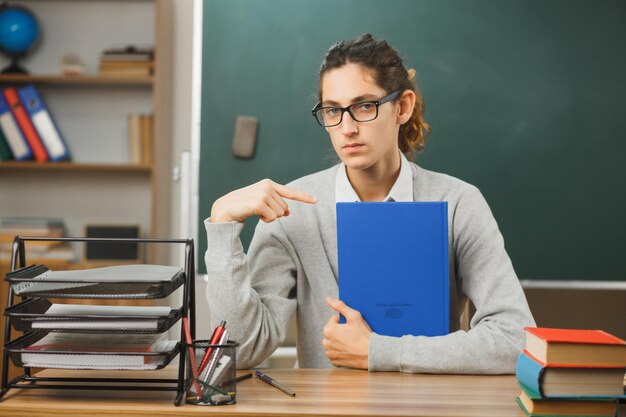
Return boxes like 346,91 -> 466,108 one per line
311,90 -> 402,127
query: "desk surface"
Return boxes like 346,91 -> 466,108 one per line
0,367 -> 529,417
1,368 -> 623,417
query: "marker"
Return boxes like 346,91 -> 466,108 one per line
254,370 -> 296,397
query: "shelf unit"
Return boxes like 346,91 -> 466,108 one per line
0,236 -> 196,406
0,0 -> 173,264
0,74 -> 154,86
0,162 -> 152,172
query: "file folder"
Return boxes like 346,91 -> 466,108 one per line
337,202 -> 450,337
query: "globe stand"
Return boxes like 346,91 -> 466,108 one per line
1,56 -> 29,74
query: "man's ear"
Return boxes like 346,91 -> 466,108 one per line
397,90 -> 416,125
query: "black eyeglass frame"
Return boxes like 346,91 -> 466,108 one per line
311,90 -> 403,127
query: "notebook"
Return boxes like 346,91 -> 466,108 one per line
336,202 -> 450,337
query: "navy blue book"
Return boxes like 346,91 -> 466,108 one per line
336,202 -> 449,338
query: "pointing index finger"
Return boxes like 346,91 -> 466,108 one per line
273,183 -> 317,204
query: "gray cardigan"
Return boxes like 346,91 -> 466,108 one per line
204,162 -> 535,373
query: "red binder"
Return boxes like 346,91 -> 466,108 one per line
3,87 -> 48,162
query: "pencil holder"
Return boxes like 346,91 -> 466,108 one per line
185,340 -> 238,405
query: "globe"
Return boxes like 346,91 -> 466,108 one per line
0,4 -> 40,74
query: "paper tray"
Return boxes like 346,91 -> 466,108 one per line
5,264 -> 185,299
4,298 -> 182,334
4,332 -> 180,370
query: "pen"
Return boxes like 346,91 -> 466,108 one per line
198,320 -> 226,373
182,317 -> 202,396
201,330 -> 228,385
255,370 -> 296,397
236,372 -> 253,383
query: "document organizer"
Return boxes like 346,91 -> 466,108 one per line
0,236 -> 198,406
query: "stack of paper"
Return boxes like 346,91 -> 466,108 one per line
11,264 -> 183,296
30,304 -> 172,331
21,333 -> 176,370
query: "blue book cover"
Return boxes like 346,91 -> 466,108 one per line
336,202 -> 449,338
0,91 -> 32,161
18,85 -> 70,161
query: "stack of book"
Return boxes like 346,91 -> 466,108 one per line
0,217 -> 74,262
0,85 -> 70,163
516,327 -> 626,417
99,46 -> 154,77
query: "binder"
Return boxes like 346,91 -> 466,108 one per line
336,202 -> 450,338
18,85 -> 70,161
0,126 -> 13,160
3,87 -> 48,162
0,91 -> 32,161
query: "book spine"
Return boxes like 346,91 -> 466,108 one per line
440,202 -> 450,331
140,114 -> 153,165
128,113 -> 142,164
516,352 -> 544,399
4,87 -> 48,162
514,396 -> 532,417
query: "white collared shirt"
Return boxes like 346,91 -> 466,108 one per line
335,152 -> 414,202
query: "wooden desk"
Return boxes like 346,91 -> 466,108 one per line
1,367 -> 623,417
0,367 -> 523,417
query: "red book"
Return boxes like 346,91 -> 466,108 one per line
3,87 -> 48,162
524,327 -> 626,368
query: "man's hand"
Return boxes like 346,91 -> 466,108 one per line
322,296 -> 372,369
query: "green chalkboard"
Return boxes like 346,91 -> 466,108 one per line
198,0 -> 626,280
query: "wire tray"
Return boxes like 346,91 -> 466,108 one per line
4,298 -> 183,334
5,332 -> 180,370
5,264 -> 185,299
